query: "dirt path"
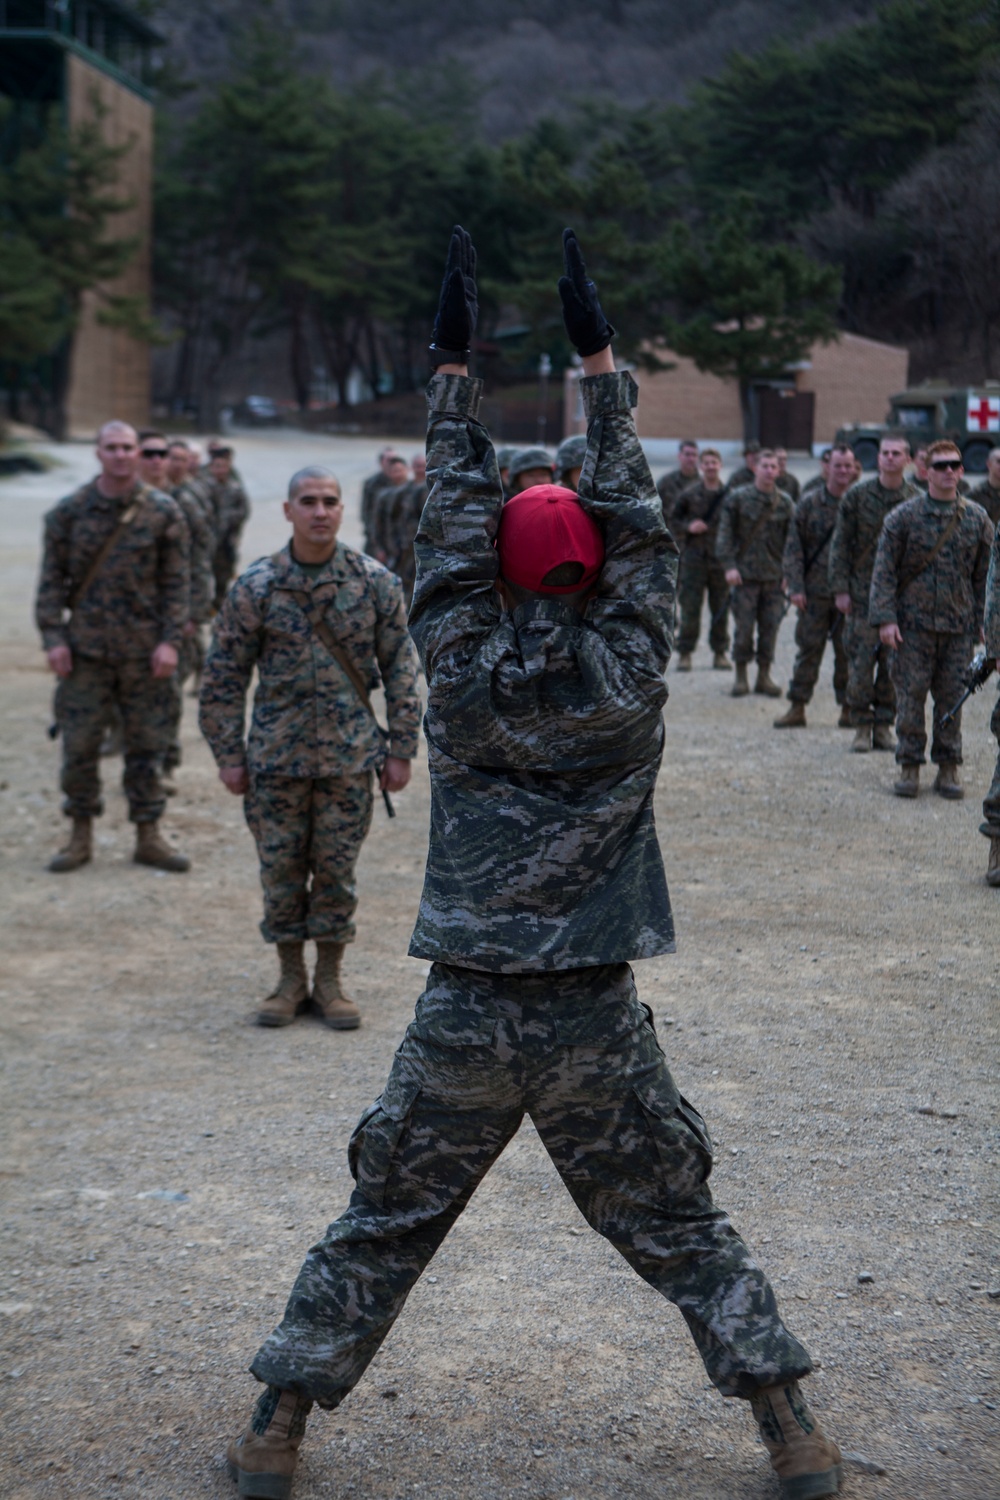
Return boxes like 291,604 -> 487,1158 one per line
1,440 -> 997,1500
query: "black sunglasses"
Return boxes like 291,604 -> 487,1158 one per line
141,448 -> 168,458
930,459 -> 962,471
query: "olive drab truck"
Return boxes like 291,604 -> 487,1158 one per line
836,384 -> 1000,472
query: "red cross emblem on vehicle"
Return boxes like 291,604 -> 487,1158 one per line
967,396 -> 1000,431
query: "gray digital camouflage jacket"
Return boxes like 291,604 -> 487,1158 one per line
198,542 -> 421,776
406,369 -> 679,974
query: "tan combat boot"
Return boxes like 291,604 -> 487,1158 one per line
851,725 -> 871,753
893,764 -> 920,798
987,837 -> 1000,887
227,1386 -> 311,1500
257,943 -> 309,1027
713,651 -> 732,670
312,941 -> 361,1029
750,1381 -> 842,1499
732,663 -> 750,697
774,702 -> 806,729
676,652 -> 693,671
934,762 -> 964,799
837,704 -> 852,728
134,820 -> 191,871
48,817 -> 92,873
754,664 -> 782,697
872,723 -> 896,751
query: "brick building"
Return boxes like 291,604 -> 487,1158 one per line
563,331 -> 909,455
0,0 -> 157,435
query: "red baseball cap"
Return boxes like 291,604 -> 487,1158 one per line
497,483 -> 604,595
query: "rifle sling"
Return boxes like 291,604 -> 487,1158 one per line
895,501 -> 966,595
68,492 -> 145,610
802,523 -> 836,580
279,575 -> 389,744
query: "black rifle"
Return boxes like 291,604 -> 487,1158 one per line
940,653 -> 996,727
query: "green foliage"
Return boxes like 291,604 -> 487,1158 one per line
653,198 -> 841,434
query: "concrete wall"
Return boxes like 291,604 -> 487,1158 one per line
64,54 -> 152,438
565,332 -> 910,452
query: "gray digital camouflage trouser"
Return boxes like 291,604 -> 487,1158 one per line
891,629 -> 972,766
980,694 -> 1000,837
730,582 -> 786,667
244,774 -> 374,944
250,963 -> 811,1408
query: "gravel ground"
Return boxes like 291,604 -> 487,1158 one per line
1,439 -> 997,1500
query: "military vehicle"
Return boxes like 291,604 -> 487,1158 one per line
836,383 -> 1000,472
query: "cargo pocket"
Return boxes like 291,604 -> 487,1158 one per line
348,1073 -> 421,1209
555,997 -> 643,1050
634,1079 -> 714,1200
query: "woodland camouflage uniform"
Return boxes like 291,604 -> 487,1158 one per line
869,493 -> 993,766
781,485 -> 848,707
199,543 -> 420,945
372,479 -> 427,605
248,369 -> 813,1414
206,470 -> 251,608
969,477 -> 1000,527
164,477 -> 217,773
35,479 -> 188,826
979,524 -> 1000,839
828,476 -> 918,728
671,479 -> 731,657
715,483 -> 794,669
655,466 -> 697,527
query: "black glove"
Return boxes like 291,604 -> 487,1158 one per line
558,227 -> 615,357
430,225 -> 478,365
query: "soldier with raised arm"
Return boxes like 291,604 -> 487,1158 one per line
223,226 -> 842,1500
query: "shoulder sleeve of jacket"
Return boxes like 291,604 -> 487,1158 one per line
573,371 -> 678,683
783,497 -> 808,594
197,561 -> 269,768
867,503 -> 905,626
34,493 -> 76,648
407,373 -> 503,686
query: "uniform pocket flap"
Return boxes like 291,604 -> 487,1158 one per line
632,1073 -> 681,1121
411,995 -> 497,1048
556,1000 -> 641,1047
380,1072 -> 422,1122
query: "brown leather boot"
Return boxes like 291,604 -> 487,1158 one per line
851,725 -> 871,753
676,652 -> 692,672
227,1386 -> 311,1500
872,723 -> 896,751
754,664 -> 782,697
750,1381 -> 842,1499
987,837 -> 1000,887
257,943 -> 309,1028
48,817 -> 92,873
731,663 -> 750,697
134,820 -> 190,871
713,651 -> 732,670
893,763 -> 920,798
774,701 -> 806,729
312,941 -> 361,1029
934,762 -> 964,799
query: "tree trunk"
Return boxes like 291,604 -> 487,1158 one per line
739,378 -> 756,444
289,296 -> 311,412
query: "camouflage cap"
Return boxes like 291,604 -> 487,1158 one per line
495,447 -> 515,471
507,447 -> 555,483
555,434 -> 587,480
